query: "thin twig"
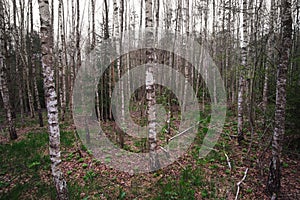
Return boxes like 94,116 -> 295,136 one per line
224,152 -> 232,171
168,122 -> 199,142
159,146 -> 170,158
235,168 -> 249,200
175,160 -> 186,170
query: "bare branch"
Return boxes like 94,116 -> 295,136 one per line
235,168 -> 249,200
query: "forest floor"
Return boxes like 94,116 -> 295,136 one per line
0,110 -> 299,200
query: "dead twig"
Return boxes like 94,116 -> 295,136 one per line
224,152 -> 232,171
235,168 -> 249,200
168,122 -> 199,143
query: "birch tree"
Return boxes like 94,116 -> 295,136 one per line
262,0 -> 276,115
267,0 -> 292,198
182,0 -> 190,112
145,0 -> 160,171
58,0 -> 67,121
113,0 -> 126,147
30,0 -> 43,127
37,0 -> 68,198
237,0 -> 248,144
12,0 -> 25,125
0,0 -> 18,140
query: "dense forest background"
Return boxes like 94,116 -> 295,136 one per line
0,0 -> 299,199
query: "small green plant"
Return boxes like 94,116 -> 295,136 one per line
66,152 -> 74,161
209,164 -> 219,169
105,156 -> 111,163
246,188 -> 253,193
0,181 -> 9,188
201,189 -> 208,198
28,161 -> 41,168
81,145 -> 87,151
82,163 -> 88,168
87,149 -> 93,155
83,170 -> 97,182
118,188 -> 126,199
78,157 -> 84,163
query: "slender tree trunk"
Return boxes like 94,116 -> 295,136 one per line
113,0 -> 125,147
140,0 -> 143,27
25,62 -> 35,118
91,0 -> 99,124
12,0 -> 24,125
37,0 -> 68,198
202,0 -> 209,111
69,0 -> 81,119
262,62 -> 269,112
91,0 -> 96,50
145,0 -> 160,171
32,54 -> 44,127
68,0 -> 75,118
30,0 -> 43,127
21,0 -> 35,119
237,0 -> 248,144
61,0 -> 68,121
58,0 -> 66,121
267,0 -> 292,198
182,0 -> 189,112
119,0 -> 125,148
262,0 -> 276,115
0,0 -> 18,140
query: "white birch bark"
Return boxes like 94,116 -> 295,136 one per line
119,0 -> 125,147
237,0 -> 248,144
37,0 -> 68,198
182,0 -> 189,112
113,0 -> 125,146
58,0 -> 67,121
145,0 -> 160,171
268,0 -> 292,198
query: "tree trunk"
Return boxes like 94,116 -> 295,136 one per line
237,0 -> 248,144
262,0 -> 276,116
58,0 -> 67,122
91,0 -> 96,50
32,54 -> 44,127
103,0 -> 111,120
30,0 -> 43,127
182,0 -> 189,112
12,0 -> 24,126
145,0 -> 160,171
0,0 -> 18,140
37,0 -> 69,199
267,0 -> 292,198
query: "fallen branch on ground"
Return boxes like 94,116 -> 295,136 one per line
168,122 -> 199,143
224,152 -> 231,171
235,168 -> 249,200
